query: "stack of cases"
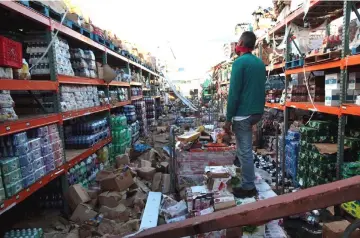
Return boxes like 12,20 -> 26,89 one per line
60,85 -> 100,112
0,124 -> 63,199
325,73 -> 360,106
285,130 -> 300,180
308,75 -> 325,102
117,88 -> 129,102
65,118 -> 110,149
286,85 -> 307,102
144,97 -> 155,129
27,36 -> 74,76
70,48 -> 97,78
0,90 -> 18,122
132,101 -> 148,137
111,115 -> 131,155
296,121 -> 337,188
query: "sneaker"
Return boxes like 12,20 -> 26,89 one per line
232,187 -> 258,198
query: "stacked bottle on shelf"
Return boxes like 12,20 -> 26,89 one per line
0,90 -> 18,122
111,114 -> 132,156
4,228 -> 43,238
70,48 -> 97,78
27,36 -> 74,76
132,100 -> 148,137
144,97 -> 155,128
109,88 -> 129,106
0,124 -> 63,199
64,118 -> 110,149
67,144 -> 109,188
131,87 -> 142,97
60,85 -> 100,112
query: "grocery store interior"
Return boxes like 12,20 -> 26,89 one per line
2,0 -> 360,237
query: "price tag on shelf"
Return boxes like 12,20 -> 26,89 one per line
6,126 -> 10,131
309,108 -> 318,112
291,105 -> 297,108
26,122 -> 30,127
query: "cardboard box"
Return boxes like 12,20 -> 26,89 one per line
116,154 -> 130,168
87,188 -> 100,199
325,73 -> 341,90
140,159 -> 152,168
70,203 -> 98,223
100,170 -> 134,192
96,169 -> 114,182
99,191 -> 126,208
69,184 -> 91,207
160,162 -> 169,173
161,174 -> 171,194
214,196 -> 235,211
96,62 -> 104,79
99,203 -> 129,222
348,72 -> 360,90
151,172 -> 162,192
137,167 -> 156,181
323,220 -> 360,238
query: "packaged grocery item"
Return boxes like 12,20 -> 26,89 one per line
28,138 -> 41,150
48,124 -> 58,134
0,93 -> 15,108
18,152 -> 33,167
32,157 -> 44,170
0,188 -> 5,201
14,142 -> 30,156
51,140 -> 62,151
54,158 -> 64,167
0,157 -> 19,174
22,173 -> 35,188
32,126 -> 49,138
53,149 -> 64,161
3,168 -> 22,185
40,134 -> 51,145
34,166 -> 46,181
20,163 -> 34,177
0,67 -> 13,79
49,132 -> 60,142
45,162 -> 56,173
43,153 -> 55,165
32,148 -> 42,161
0,107 -> 18,122
5,180 -> 23,197
41,144 -> 53,156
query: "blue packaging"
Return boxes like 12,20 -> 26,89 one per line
20,163 -> 34,177
35,126 -> 49,137
18,152 -> 33,167
3,168 -> 22,186
43,153 -> 55,165
41,144 -> 53,156
45,162 -> 56,173
48,124 -> 58,134
28,138 -> 41,150
14,142 -> 30,156
40,134 -> 50,145
0,157 -> 19,174
22,173 -> 35,188
32,157 -> 44,170
11,132 -> 28,146
34,166 -> 46,181
5,180 -> 23,198
32,148 -> 42,161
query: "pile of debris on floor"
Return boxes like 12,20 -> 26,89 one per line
65,145 -> 171,238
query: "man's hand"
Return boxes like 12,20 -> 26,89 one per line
223,121 -> 232,134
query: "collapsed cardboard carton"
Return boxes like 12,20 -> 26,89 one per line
95,169 -> 114,182
99,203 -> 130,222
151,172 -> 163,192
137,167 -> 156,181
100,170 -> 134,192
99,191 -> 126,208
70,203 -> 98,223
69,184 -> 91,207
205,166 -> 232,192
214,196 -> 235,211
116,154 -> 130,168
160,162 -> 169,173
125,189 -> 147,207
323,220 -> 360,238
140,159 -> 152,168
87,188 -> 100,199
161,174 -> 171,194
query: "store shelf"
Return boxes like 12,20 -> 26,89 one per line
65,137 -> 112,168
111,100 -> 131,108
285,102 -> 340,115
0,114 -> 60,137
109,81 -> 130,87
57,75 -> 105,86
131,95 -> 143,101
153,96 -> 161,99
285,59 -> 341,75
0,79 -> 58,91
0,165 -> 66,215
341,104 -> 360,116
61,105 -> 109,120
130,82 -> 142,86
266,63 -> 285,72
142,87 -> 150,91
265,102 -> 284,110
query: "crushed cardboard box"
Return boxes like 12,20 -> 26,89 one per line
152,172 -> 163,192
116,154 -> 130,168
99,191 -> 126,208
70,203 -> 98,223
140,159 -> 152,168
137,167 -> 156,181
161,174 -> 171,194
99,204 -> 130,222
100,170 -> 134,192
69,184 -> 91,207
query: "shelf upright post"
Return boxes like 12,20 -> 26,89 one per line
337,0 -> 351,180
46,29 -> 69,214
281,32 -> 292,194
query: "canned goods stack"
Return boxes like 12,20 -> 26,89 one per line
64,118 -> 110,149
144,97 -> 155,128
110,114 -> 132,156
133,100 -> 148,137
0,124 -> 63,199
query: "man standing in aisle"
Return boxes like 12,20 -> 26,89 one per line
224,31 -> 266,198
